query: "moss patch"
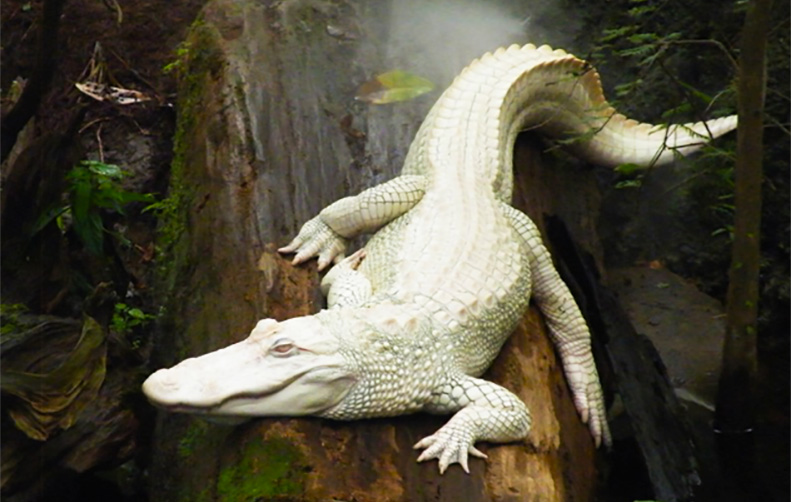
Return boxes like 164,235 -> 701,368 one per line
176,419 -> 210,458
155,16 -> 224,295
150,16 -> 227,364
216,435 -> 307,501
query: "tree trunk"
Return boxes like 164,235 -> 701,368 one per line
714,0 -> 772,499
714,0 -> 771,435
147,1 -> 605,500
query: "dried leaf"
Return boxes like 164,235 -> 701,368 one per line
75,82 -> 150,105
355,70 -> 434,104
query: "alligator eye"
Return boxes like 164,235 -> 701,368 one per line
270,338 -> 296,356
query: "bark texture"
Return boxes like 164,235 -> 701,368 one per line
147,1 -> 605,500
714,0 -> 772,433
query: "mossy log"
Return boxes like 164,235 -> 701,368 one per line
147,1 -> 606,500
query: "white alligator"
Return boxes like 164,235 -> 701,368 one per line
143,43 -> 737,473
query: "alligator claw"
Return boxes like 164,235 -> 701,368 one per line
342,248 -> 366,269
414,428 -> 487,474
277,238 -> 301,255
562,353 -> 611,448
279,216 -> 348,270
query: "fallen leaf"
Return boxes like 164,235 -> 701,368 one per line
355,70 -> 434,104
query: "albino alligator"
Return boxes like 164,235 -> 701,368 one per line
143,43 -> 736,473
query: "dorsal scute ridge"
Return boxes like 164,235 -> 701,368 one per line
415,42 -> 737,188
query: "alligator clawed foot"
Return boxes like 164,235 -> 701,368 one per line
278,215 -> 348,270
414,430 -> 487,474
561,353 -> 612,448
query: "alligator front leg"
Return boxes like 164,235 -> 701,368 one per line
415,373 -> 531,474
320,249 -> 372,308
279,175 -> 426,269
502,204 -> 612,448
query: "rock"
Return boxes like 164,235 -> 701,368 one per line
608,266 -> 725,408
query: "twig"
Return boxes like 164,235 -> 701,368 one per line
102,0 -> 123,25
764,115 -> 790,136
664,39 -> 739,71
96,124 -> 105,163
79,116 -> 112,134
106,46 -> 159,97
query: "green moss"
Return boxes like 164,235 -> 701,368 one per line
177,483 -> 212,502
175,483 -> 212,502
216,436 -> 307,501
0,303 -> 28,336
155,17 -> 224,292
176,419 -> 210,458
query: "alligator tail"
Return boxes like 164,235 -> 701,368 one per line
502,44 -> 738,168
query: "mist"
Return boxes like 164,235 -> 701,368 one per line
383,0 -> 583,87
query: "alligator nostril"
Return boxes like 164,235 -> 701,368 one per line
157,370 -> 179,389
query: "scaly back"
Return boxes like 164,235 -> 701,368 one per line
401,43 -> 737,201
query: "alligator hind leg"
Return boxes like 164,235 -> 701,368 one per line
320,249 -> 372,308
501,204 -> 612,448
279,175 -> 426,269
415,373 -> 531,473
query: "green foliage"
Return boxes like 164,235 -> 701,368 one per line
591,0 -> 740,212
163,42 -> 191,75
612,163 -> 646,189
111,303 -> 156,348
591,0 -> 738,119
614,178 -> 643,190
0,303 -> 29,336
34,160 -> 154,255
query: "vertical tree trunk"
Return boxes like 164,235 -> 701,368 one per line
714,1 -> 772,500
715,0 -> 772,435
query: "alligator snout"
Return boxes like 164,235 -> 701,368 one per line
142,368 -> 180,402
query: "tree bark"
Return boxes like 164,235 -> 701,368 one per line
146,1 -> 604,500
714,0 -> 772,435
713,1 -> 772,500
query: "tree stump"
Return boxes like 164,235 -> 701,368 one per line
147,1 -> 605,500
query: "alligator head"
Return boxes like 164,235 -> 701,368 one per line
142,316 -> 356,418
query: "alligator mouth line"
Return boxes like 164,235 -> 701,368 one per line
156,364 -> 342,413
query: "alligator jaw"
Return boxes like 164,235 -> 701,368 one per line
143,365 -> 309,412
142,316 -> 356,417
